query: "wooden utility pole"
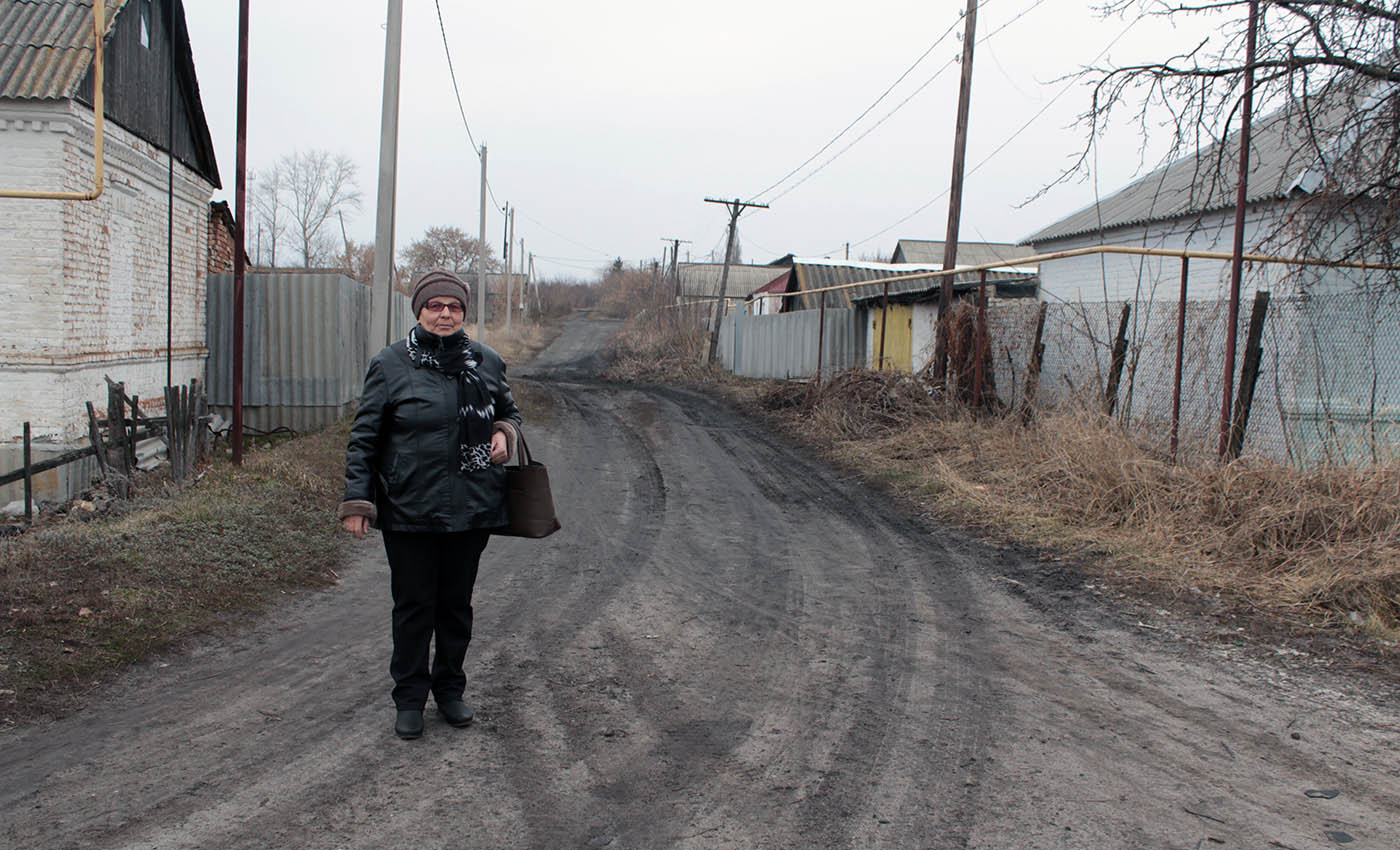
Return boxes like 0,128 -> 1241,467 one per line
931,0 -> 978,386
702,198 -> 767,365
518,236 -> 526,316
476,144 -> 487,339
663,237 -> 690,299
504,205 -> 514,336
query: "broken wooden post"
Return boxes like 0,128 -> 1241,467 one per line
1021,302 -> 1047,425
85,401 -> 109,479
1226,289 -> 1270,460
1104,303 -> 1131,417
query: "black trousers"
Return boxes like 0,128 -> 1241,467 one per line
381,529 -> 490,710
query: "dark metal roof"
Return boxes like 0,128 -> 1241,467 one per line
1022,92 -> 1366,245
784,258 -> 1037,309
0,0 -> 126,99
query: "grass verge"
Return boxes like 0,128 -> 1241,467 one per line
0,421 -> 348,725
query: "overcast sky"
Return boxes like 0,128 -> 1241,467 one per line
183,0 -> 1225,280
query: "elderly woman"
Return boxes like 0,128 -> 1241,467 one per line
338,268 -> 520,740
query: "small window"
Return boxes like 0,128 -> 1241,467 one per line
139,1 -> 151,48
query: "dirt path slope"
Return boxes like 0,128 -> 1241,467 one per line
2,315 -> 1397,850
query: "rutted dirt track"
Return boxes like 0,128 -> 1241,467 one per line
2,315 -> 1398,849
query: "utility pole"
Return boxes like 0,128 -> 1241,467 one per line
370,0 -> 404,352
337,210 -> 353,272
518,236 -> 526,314
931,0 -> 978,386
476,144 -> 487,339
503,204 -> 513,336
701,198 -> 767,365
662,237 -> 690,299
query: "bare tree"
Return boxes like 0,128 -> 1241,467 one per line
249,165 -> 287,267
279,150 -> 362,268
1059,1 -> 1400,287
401,226 -> 498,274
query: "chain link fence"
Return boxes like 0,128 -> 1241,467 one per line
988,283 -> 1400,466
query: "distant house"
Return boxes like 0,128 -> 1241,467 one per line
766,256 -> 1038,372
677,262 -> 787,302
744,272 -> 790,316
0,0 -> 220,491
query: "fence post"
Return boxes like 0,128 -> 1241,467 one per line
878,281 -> 890,371
973,271 -> 987,409
1021,302 -> 1047,424
1226,289 -> 1270,460
817,290 -> 827,383
22,421 -> 32,528
1104,303 -> 1131,416
1171,257 -> 1189,460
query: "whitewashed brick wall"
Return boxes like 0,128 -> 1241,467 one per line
0,98 -> 214,447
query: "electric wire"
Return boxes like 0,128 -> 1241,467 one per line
829,5 -> 1138,255
745,8 -> 973,204
434,1 -> 604,265
768,0 -> 1050,210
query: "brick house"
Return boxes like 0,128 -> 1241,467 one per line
0,0 -> 220,481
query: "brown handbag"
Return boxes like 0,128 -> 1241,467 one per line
493,429 -> 561,538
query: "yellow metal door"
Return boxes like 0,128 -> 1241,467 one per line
871,304 -> 914,371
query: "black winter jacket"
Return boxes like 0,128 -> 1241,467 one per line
341,334 -> 522,532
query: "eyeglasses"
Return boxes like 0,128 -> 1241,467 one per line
424,300 -> 464,316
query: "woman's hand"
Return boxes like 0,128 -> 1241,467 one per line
490,430 -> 509,464
342,515 -> 369,539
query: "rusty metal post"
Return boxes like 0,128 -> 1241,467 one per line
878,280 -> 890,371
1171,257 -> 1189,460
973,270 -> 987,409
816,290 -> 827,383
232,0 -> 250,465
1220,0 -> 1259,458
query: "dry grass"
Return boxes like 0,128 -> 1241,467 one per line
602,308 -> 719,384
475,317 -> 553,367
606,313 -> 1400,642
795,378 -> 1400,638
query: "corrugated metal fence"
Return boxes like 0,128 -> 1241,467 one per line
207,272 -> 410,433
719,308 -> 867,380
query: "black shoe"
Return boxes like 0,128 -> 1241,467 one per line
394,709 -> 424,740
437,698 -> 474,727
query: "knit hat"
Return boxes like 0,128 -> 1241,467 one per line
411,268 -> 471,316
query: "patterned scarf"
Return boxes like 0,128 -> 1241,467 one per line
406,325 -> 496,474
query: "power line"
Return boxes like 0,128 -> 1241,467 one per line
745,9 -> 971,204
834,1 -> 1134,254
434,0 -> 479,154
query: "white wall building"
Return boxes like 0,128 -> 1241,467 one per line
0,0 -> 221,497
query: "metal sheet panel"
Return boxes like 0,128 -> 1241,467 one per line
720,308 -> 866,380
207,272 -> 409,429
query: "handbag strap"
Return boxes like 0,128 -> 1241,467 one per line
511,428 -> 534,468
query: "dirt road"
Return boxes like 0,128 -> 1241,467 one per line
3,315 -> 1398,849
